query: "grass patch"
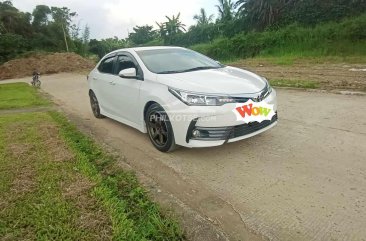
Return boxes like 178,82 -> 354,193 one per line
49,111 -> 184,240
192,14 -> 366,62
253,55 -> 366,66
0,84 -> 184,240
270,79 -> 320,89
0,82 -> 49,109
0,113 -> 103,240
226,52 -> 366,69
269,57 -> 295,66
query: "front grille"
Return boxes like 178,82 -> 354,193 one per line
230,84 -> 270,103
230,114 -> 277,139
186,113 -> 278,142
231,97 -> 251,103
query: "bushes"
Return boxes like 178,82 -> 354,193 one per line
0,33 -> 29,63
191,14 -> 366,60
281,0 -> 366,27
192,38 -> 233,60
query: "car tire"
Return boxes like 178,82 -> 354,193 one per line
145,103 -> 177,152
89,91 -> 105,119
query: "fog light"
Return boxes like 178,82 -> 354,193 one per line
192,129 -> 200,138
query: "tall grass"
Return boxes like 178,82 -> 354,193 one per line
191,14 -> 366,60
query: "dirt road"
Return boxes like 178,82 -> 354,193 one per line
3,73 -> 366,241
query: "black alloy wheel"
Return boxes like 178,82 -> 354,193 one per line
89,91 -> 104,119
145,103 -> 176,152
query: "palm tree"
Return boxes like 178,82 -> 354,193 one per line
165,13 -> 186,34
156,22 -> 165,37
216,0 -> 235,23
193,8 -> 214,25
156,13 -> 186,44
0,22 -> 6,33
235,0 -> 294,30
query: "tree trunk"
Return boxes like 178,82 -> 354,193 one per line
61,23 -> 69,52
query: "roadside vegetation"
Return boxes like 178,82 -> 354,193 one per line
0,83 -> 184,240
1,0 -> 365,62
269,79 -> 320,89
192,14 -> 366,61
1,0 -> 365,90
225,55 -> 366,67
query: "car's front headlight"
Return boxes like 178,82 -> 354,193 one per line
261,77 -> 273,99
168,87 -> 235,106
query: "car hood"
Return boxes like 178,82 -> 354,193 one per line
156,66 -> 267,95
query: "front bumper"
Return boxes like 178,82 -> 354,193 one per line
164,89 -> 277,148
186,113 -> 278,141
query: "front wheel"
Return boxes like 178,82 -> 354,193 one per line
145,103 -> 176,152
89,91 -> 105,119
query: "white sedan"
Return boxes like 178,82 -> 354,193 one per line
87,46 -> 277,152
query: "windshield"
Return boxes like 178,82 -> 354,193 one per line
136,48 -> 223,74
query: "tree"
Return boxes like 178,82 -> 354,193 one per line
82,25 -> 90,44
78,24 -> 90,56
216,0 -> 235,23
50,7 -> 77,52
235,0 -> 294,30
194,8 -> 214,25
89,37 -> 127,58
32,5 -> 51,29
276,0 -> 366,27
128,25 -> 156,45
0,33 -> 28,62
0,1 -> 32,36
156,13 -> 186,44
0,21 -> 5,33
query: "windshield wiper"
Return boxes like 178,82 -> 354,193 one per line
157,70 -> 184,74
180,66 -> 221,73
157,66 -> 222,74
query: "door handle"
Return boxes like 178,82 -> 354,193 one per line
109,81 -> 116,85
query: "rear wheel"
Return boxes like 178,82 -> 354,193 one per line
89,91 -> 104,119
145,103 -> 176,152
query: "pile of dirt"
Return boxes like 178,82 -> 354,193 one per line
0,53 -> 95,80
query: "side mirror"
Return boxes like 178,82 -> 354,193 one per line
119,68 -> 137,78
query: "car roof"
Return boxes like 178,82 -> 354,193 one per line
109,46 -> 185,54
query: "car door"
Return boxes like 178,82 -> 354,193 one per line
92,55 -> 117,115
107,53 -> 143,125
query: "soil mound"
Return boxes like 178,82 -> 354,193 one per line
0,52 -> 95,80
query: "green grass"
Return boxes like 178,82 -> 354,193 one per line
270,79 -> 320,89
254,55 -> 366,66
0,82 -> 49,109
224,56 -> 296,66
191,14 -> 366,61
0,113 -> 98,240
0,84 -> 184,240
50,111 -> 184,240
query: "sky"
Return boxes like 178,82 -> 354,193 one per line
11,0 -> 217,40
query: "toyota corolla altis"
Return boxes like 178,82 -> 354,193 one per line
88,47 -> 277,152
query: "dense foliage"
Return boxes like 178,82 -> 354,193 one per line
192,14 -> 366,60
1,0 -> 366,62
0,1 -> 89,62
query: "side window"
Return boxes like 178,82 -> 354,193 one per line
98,57 -> 115,74
115,55 -> 137,74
